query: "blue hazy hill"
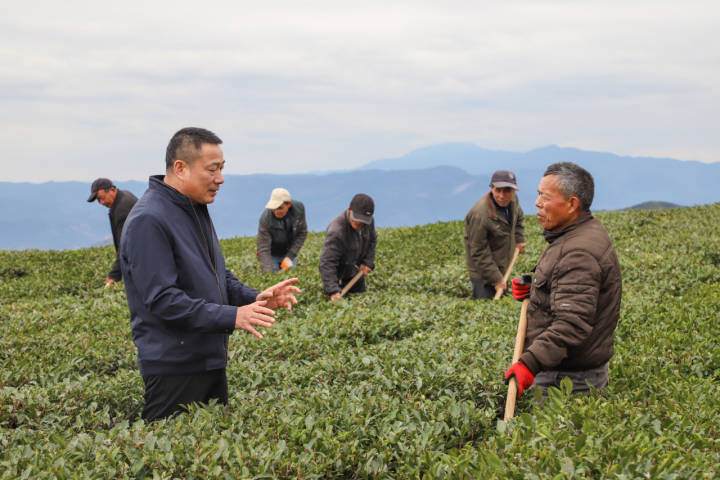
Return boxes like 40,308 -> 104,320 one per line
1,144 -> 718,250
361,143 -> 720,213
0,167 -> 489,250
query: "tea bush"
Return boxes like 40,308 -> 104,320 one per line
1,204 -> 718,478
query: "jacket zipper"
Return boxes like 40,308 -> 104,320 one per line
189,201 -> 229,362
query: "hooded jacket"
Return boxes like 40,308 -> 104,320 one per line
520,212 -> 622,374
120,175 -> 259,376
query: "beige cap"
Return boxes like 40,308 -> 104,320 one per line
265,188 -> 291,209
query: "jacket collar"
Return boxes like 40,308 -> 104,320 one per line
148,175 -> 206,215
486,191 -> 515,220
543,211 -> 593,243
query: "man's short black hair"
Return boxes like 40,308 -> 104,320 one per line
165,127 -> 223,170
544,162 -> 595,211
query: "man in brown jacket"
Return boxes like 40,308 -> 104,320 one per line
464,170 -> 526,299
505,162 -> 622,396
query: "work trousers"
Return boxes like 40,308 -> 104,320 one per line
141,369 -> 228,422
532,362 -> 609,396
471,278 -> 504,299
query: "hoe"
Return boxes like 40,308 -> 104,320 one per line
339,270 -> 365,298
494,246 -> 521,300
504,273 -> 532,421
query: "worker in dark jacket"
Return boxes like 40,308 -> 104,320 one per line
120,127 -> 301,421
319,193 -> 377,300
505,162 -> 622,397
464,170 -> 526,299
87,178 -> 138,287
257,188 -> 307,272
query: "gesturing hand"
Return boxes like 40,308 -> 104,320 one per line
256,277 -> 302,311
235,301 -> 276,339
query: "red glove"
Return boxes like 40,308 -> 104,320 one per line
504,361 -> 535,395
511,275 -> 531,301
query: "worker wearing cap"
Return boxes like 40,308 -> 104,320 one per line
257,188 -> 308,272
464,170 -> 526,299
87,178 -> 138,287
319,193 -> 378,300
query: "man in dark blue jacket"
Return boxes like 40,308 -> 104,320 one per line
120,127 -> 301,421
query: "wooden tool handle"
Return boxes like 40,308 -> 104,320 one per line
494,246 -> 521,300
339,270 -> 364,298
504,297 -> 529,421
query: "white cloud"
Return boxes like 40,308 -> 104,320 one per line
0,0 -> 718,182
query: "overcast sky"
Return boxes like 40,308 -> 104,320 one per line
1,0 -> 718,182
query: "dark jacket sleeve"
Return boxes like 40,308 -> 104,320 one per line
318,228 -> 344,294
287,204 -> 307,259
122,214 -> 237,333
520,249 -> 601,373
108,212 -> 129,281
256,212 -> 275,272
225,269 -> 260,306
466,213 -> 503,285
360,222 -> 377,269
515,204 -> 525,244
109,192 -> 137,281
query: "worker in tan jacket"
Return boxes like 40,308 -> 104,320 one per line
464,170 -> 526,299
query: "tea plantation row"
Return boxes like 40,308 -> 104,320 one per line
1,204 -> 718,478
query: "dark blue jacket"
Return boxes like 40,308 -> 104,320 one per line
120,175 -> 259,376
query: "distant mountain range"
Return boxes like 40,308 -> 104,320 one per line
361,143 -> 720,212
627,201 -> 682,210
1,143 -> 718,250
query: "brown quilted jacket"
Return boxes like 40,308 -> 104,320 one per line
520,212 -> 622,374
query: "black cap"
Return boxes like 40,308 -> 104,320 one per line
490,170 -> 518,190
87,178 -> 114,202
349,193 -> 374,224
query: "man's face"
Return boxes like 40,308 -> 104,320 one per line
273,202 -> 291,219
347,209 -> 364,230
490,186 -> 515,207
535,175 -> 576,232
179,143 -> 225,204
96,188 -> 117,208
